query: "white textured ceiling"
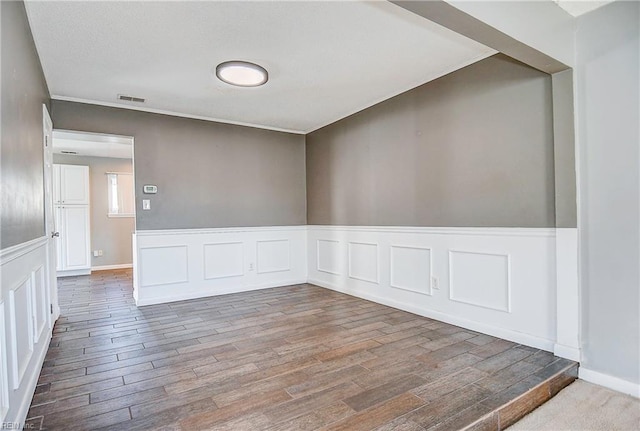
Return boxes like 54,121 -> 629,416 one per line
25,1 -> 495,134
553,0 -> 615,17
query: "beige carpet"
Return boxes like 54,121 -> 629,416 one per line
509,380 -> 640,430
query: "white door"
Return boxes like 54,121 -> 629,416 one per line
53,164 -> 61,204
42,105 -> 59,321
60,165 -> 89,205
61,206 -> 91,270
55,206 -> 63,272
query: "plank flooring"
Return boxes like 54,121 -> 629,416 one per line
27,269 -> 577,430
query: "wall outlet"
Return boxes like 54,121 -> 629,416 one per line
98,250 -> 103,256
93,250 -> 104,257
249,263 -> 254,271
431,276 -> 439,290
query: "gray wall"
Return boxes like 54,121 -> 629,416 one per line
53,155 -> 135,267
306,54 -> 556,227
1,1 -> 50,249
551,69 -> 578,228
51,101 -> 306,230
577,2 -> 639,385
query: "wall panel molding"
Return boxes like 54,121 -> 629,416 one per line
316,239 -> 341,275
139,245 -> 189,287
256,240 -> 290,274
203,242 -> 244,280
449,250 -> 511,312
390,245 -> 432,296
31,266 -> 48,344
348,242 -> 379,284
8,280 -> 34,390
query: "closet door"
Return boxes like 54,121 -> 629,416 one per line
60,165 -> 89,205
55,206 -> 64,272
53,164 -> 61,204
61,206 -> 90,270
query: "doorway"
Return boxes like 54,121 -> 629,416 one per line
49,130 -> 135,280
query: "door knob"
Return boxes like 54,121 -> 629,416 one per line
51,231 -> 60,238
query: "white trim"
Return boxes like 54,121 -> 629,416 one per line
51,95 -> 306,135
553,343 -> 581,362
256,239 -> 291,275
139,245 -> 189,287
389,245 -> 433,296
8,280 -> 34,390
448,250 -> 512,313
307,225 -> 556,237
136,278 -> 307,307
347,241 -> 379,284
0,237 -> 48,266
91,264 -> 133,271
57,268 -> 91,277
309,277 -> 555,352
0,301 -> 8,423
316,239 -> 341,276
135,226 -> 307,236
555,228 -> 581,361
579,368 -> 640,398
12,330 -> 51,431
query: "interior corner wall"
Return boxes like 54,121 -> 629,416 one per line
53,154 -> 135,268
0,0 -> 50,249
50,100 -> 307,231
306,54 -> 555,228
576,1 -> 640,391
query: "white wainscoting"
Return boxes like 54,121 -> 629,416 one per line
308,226 -> 557,351
0,237 -> 54,428
0,301 -> 8,423
133,227 -> 307,306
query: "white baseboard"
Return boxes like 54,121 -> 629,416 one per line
136,278 -> 307,306
579,367 -> 640,398
309,278 -> 554,351
92,263 -> 133,271
553,343 -> 581,362
57,268 -> 91,277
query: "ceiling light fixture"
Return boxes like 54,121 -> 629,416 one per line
215,61 -> 268,87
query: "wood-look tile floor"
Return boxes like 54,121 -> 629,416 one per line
27,269 -> 577,431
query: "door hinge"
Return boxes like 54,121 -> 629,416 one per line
50,304 -> 53,314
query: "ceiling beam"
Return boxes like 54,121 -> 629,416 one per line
390,0 -> 572,74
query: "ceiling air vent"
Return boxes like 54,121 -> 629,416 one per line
118,94 -> 145,103
60,151 -> 78,154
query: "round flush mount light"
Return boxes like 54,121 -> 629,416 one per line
215,61 -> 268,87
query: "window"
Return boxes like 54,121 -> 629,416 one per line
107,172 -> 135,217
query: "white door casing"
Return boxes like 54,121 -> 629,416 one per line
42,105 -> 59,320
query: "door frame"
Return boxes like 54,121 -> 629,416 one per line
42,104 -> 60,320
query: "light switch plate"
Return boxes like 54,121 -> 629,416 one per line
142,199 -> 151,210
